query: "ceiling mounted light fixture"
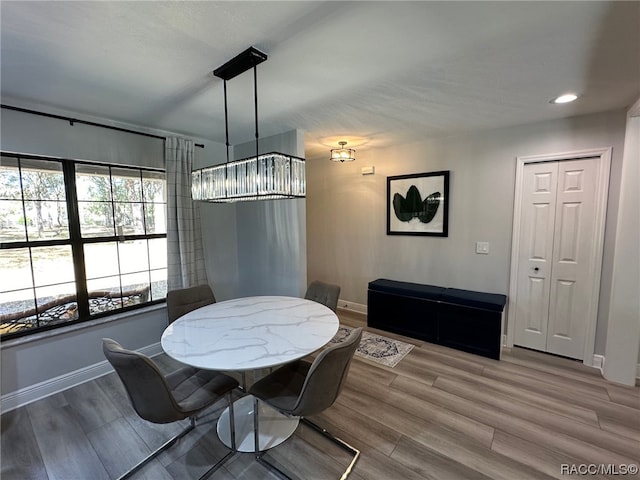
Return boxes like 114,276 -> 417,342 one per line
330,141 -> 356,162
192,47 -> 305,203
550,93 -> 578,104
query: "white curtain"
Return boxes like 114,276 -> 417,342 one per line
166,137 -> 208,291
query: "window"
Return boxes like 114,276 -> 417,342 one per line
0,153 -> 167,339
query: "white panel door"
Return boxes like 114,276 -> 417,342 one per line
514,162 -> 558,351
546,159 -> 598,358
513,157 -> 600,360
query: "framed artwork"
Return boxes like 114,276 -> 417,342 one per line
387,170 -> 449,236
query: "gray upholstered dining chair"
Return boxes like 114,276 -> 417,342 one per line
304,280 -> 341,312
166,284 -> 216,324
248,327 -> 363,479
102,338 -> 238,480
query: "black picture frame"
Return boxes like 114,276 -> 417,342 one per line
387,171 -> 449,236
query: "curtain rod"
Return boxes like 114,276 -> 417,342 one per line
1,104 -> 205,148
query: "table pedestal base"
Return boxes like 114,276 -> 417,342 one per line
217,395 -> 299,452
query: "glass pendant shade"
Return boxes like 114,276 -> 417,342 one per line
192,152 -> 305,202
330,141 -> 355,162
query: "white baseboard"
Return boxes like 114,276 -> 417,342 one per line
1,342 -> 163,413
591,354 -> 605,372
637,363 -> 640,382
336,299 -> 367,315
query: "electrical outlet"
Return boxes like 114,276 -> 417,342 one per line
476,242 -> 489,254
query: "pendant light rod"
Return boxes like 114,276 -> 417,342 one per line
254,65 -> 259,161
223,79 -> 230,164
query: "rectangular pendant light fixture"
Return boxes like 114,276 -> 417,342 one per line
192,152 -> 305,202
192,47 -> 306,203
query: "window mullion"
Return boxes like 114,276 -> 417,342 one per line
16,157 -> 40,328
63,160 -> 89,318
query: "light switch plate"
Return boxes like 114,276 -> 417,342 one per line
476,241 -> 489,254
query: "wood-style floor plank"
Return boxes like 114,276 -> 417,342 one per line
597,416 -> 640,443
420,362 -> 601,426
0,408 -> 47,480
347,358 -> 398,387
63,379 -> 122,434
482,364 -> 640,429
390,435 -> 494,480
95,372 -> 186,454
314,400 -> 402,456
606,386 -> 640,409
432,375 -> 639,460
490,430 -> 610,480
346,442 -> 431,480
341,372 -> 496,447
219,454 -> 281,480
486,360 -> 612,401
391,371 -> 639,466
504,348 -> 607,383
262,429 -> 351,480
28,403 -> 111,480
406,414 -> 556,480
2,309 -> 638,480
86,417 -> 172,480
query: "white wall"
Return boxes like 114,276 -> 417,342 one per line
1,106 -> 165,169
307,110 -> 627,357
199,129 -> 307,299
1,307 -> 166,399
603,100 -> 640,385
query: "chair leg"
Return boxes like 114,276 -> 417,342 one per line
253,416 -> 360,480
199,392 -> 238,480
301,417 -> 360,480
117,417 -> 196,480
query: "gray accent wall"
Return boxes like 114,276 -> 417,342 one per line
198,129 -> 307,300
306,110 -> 628,361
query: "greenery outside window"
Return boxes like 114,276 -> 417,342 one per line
0,153 -> 167,339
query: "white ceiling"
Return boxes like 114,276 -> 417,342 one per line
1,1 -> 639,157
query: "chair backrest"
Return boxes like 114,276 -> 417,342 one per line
166,284 -> 216,324
304,280 -> 340,313
291,327 -> 362,417
102,338 -> 184,424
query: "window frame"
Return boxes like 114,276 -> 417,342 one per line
0,152 -> 167,340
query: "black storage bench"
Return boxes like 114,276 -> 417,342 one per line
368,279 -> 444,343
367,279 -> 507,360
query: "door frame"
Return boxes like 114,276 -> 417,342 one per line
507,147 -> 611,366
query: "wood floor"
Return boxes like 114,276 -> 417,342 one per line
2,310 -> 639,480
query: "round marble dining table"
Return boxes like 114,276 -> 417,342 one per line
160,295 -> 339,452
